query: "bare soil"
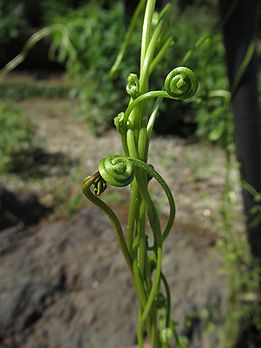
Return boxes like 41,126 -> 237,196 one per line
0,86 -> 248,347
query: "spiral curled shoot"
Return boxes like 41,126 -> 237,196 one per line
160,327 -> 173,345
114,112 -> 125,132
93,176 -> 107,196
126,73 -> 140,98
98,155 -> 134,187
164,66 -> 198,100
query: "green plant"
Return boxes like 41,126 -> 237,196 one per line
242,182 -> 261,228
173,8 -> 230,143
152,2 -> 229,139
41,0 -> 77,24
212,75 -> 261,348
0,0 -> 229,139
0,102 -> 36,172
67,193 -> 84,215
217,185 -> 261,348
0,1 -> 139,135
81,1 -> 198,347
0,80 -> 70,100
51,1 -> 140,134
0,0 -> 26,46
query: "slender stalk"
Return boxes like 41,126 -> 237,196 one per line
137,307 -> 145,348
161,272 -> 171,327
82,173 -> 132,272
124,90 -> 174,126
109,0 -> 147,78
82,2 -> 199,347
138,201 -> 147,279
127,180 -> 139,254
140,0 -> 156,76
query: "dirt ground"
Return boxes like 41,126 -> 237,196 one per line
0,93 -> 249,348
4,96 -> 244,230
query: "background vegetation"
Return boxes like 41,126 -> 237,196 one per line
0,0 -> 233,140
0,1 -> 260,347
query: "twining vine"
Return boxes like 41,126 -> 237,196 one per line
82,1 -> 198,347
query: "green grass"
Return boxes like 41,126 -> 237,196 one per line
0,80 -> 71,100
0,101 -> 36,172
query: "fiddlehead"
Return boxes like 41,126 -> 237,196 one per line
122,67 -> 198,127
164,66 -> 198,100
114,112 -> 125,132
98,154 -> 134,187
96,154 -> 175,241
92,176 -> 107,196
126,73 -> 140,99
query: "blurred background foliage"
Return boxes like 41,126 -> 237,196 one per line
0,2 -> 260,346
0,101 -> 36,172
0,0 -> 27,45
0,0 -> 260,142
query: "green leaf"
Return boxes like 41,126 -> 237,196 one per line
208,120 -> 225,141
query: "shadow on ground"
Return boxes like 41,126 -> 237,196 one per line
10,147 -> 78,179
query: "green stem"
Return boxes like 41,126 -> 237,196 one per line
138,127 -> 149,161
129,158 -> 176,241
149,36 -> 173,75
81,2 -> 188,346
140,17 -> 165,89
140,4 -> 172,90
109,0 -> 146,78
124,90 -> 174,126
127,180 -> 139,254
140,0 -> 156,74
137,307 -> 145,348
127,124 -> 163,340
133,171 -> 162,324
127,128 -> 138,158
141,246 -> 162,323
138,201 -> 147,279
82,174 -> 148,323
82,173 -> 132,272
161,272 -> 171,327
0,24 -> 70,77
126,127 -> 141,259
133,258 -> 148,308
126,128 -> 149,320
147,97 -> 162,140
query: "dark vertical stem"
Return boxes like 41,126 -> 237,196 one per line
219,0 -> 261,259
219,0 -> 261,346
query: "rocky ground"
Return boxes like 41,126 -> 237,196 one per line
0,95 -> 247,347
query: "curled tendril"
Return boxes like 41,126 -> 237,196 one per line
114,112 -> 125,132
93,176 -> 107,196
82,172 -> 132,271
126,73 -> 140,98
98,155 -> 134,187
160,327 -> 172,345
164,66 -> 198,100
82,173 -> 107,197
